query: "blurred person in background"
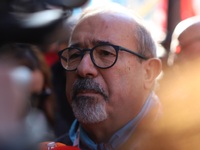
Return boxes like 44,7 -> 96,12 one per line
0,0 -> 88,144
158,15 -> 200,88
0,45 -> 34,150
168,15 -> 200,66
158,16 -> 200,94
0,63 -> 31,150
34,15 -> 78,140
50,16 -> 77,139
0,43 -> 56,144
151,16 -> 200,150
36,14 -> 78,141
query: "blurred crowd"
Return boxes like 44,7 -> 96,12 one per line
1,0 -> 200,150
0,0 -> 86,149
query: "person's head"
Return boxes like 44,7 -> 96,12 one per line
0,44 -> 33,137
59,3 -> 161,127
168,16 -> 200,66
0,43 -> 54,118
0,43 -> 51,96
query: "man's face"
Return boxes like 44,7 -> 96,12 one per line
66,13 -> 146,124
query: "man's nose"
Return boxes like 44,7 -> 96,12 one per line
76,53 -> 98,78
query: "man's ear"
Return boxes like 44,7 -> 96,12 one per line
143,58 -> 162,89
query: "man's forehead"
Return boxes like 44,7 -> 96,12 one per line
75,11 -> 136,35
70,7 -> 138,47
70,32 -> 115,48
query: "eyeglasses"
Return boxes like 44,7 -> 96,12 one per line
58,42 -> 148,71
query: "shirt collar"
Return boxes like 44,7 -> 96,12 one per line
69,92 -> 157,150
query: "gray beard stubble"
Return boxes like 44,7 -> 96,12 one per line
71,78 -> 108,124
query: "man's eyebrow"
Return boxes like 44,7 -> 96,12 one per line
69,43 -> 81,47
69,40 -> 112,47
94,40 -> 111,45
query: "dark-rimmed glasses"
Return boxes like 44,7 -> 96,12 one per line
58,42 -> 148,71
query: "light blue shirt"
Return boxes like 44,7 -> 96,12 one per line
69,93 -> 160,150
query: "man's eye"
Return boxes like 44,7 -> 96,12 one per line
68,49 -> 81,60
100,50 -> 113,56
96,47 -> 116,57
69,53 -> 81,60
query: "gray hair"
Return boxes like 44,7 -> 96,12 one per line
134,22 -> 157,58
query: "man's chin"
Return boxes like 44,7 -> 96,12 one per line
72,103 -> 108,124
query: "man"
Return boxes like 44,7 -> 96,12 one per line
59,3 -> 162,150
168,16 -> 200,66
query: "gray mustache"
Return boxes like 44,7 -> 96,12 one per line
72,78 -> 108,100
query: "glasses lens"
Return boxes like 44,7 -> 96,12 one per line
93,45 -> 117,68
60,48 -> 82,70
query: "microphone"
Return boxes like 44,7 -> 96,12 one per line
40,141 -> 80,150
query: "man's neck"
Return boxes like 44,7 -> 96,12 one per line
81,119 -> 120,143
80,93 -> 153,144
